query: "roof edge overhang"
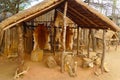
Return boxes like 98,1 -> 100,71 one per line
75,0 -> 120,31
0,0 -> 65,31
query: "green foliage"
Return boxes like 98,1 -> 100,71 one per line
0,0 -> 39,14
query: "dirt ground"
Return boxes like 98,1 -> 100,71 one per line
0,45 -> 120,80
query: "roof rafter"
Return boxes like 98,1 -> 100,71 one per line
68,6 -> 99,27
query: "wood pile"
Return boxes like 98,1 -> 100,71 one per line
31,49 -> 43,62
46,56 -> 57,68
64,54 -> 77,77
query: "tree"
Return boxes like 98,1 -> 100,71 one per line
0,0 -> 38,14
112,0 -> 117,23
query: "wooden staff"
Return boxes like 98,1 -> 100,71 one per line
61,1 -> 68,73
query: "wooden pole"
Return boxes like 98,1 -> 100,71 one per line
53,25 -> 55,55
101,29 -> 106,73
53,9 -> 57,55
50,22 -> 55,54
77,26 -> 80,55
91,29 -> 96,51
61,1 -> 68,72
87,29 -> 91,58
83,29 -> 85,44
0,31 -> 4,48
17,23 -> 25,73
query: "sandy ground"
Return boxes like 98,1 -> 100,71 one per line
0,57 -> 18,80
0,45 -> 120,80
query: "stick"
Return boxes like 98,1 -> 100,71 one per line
14,67 -> 29,80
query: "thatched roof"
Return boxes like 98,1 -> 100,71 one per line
0,0 -> 120,31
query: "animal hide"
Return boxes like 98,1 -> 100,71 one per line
66,26 -> 74,50
33,24 -> 50,50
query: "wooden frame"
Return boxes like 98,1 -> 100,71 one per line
61,1 -> 68,72
101,29 -> 106,73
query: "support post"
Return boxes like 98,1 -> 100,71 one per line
87,29 -> 91,58
91,29 -> 96,51
17,23 -> 25,73
52,9 -> 57,55
77,26 -> 80,55
0,31 -> 4,50
61,1 -> 68,73
101,29 -> 106,73
53,26 -> 55,55
50,22 -> 55,54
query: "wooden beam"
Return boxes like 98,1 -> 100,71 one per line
0,31 -> 4,48
91,29 -> 96,51
57,7 -> 90,26
77,26 -> 80,55
67,9 -> 90,25
57,7 -> 107,29
53,9 -> 58,22
79,25 -> 107,29
50,22 -> 55,54
17,23 -> 25,74
101,29 -> 106,73
61,1 -> 68,73
68,6 -> 99,27
87,29 -> 91,58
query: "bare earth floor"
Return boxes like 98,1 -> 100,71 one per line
0,46 -> 120,80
